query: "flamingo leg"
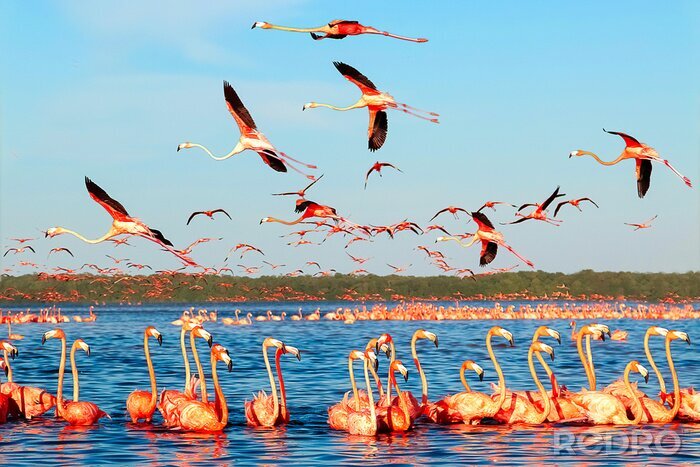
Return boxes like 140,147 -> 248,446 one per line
394,102 -> 439,117
395,108 -> 439,123
500,242 -> 534,268
659,159 -> 692,187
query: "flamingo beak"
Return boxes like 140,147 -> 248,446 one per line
550,350 -> 555,361
176,145 -> 181,152
207,335 -> 213,347
157,334 -> 163,346
41,335 -> 47,345
478,371 -> 484,382
227,360 -> 233,372
556,336 -> 561,345
251,22 -> 257,29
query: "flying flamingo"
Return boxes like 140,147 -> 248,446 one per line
429,206 -> 469,222
0,341 -> 55,419
364,161 -> 403,189
178,81 -> 316,179
303,62 -> 438,151
42,329 -> 110,425
436,211 -> 534,268
244,338 -> 287,427
553,198 -> 599,217
477,201 -> 516,212
186,209 -> 232,225
272,174 -> 324,197
44,177 -> 197,266
570,129 -> 692,198
387,264 -> 411,274
252,19 -> 427,42
3,246 -> 35,256
126,326 -> 162,423
171,344 -> 233,433
260,200 -> 341,225
625,215 -> 658,231
504,186 -> 566,226
48,247 -> 74,257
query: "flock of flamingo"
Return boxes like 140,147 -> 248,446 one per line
1,322 -> 699,435
1,17 -> 693,284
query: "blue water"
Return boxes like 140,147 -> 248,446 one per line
1,301 -> 699,466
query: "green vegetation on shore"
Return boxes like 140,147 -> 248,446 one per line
1,270 -> 698,304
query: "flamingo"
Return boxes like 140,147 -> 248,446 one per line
126,326 -> 162,423
477,201 -> 516,212
172,344 -> 232,433
328,349 -> 367,431
44,177 -> 196,266
364,161 -> 403,189
42,330 -> 110,425
429,206 -> 469,222
272,174 -> 324,197
425,359 -> 485,424
260,199 -> 341,225
660,331 -> 700,421
7,323 -> 24,341
186,209 -> 232,225
625,215 -> 658,231
492,342 -> 553,424
410,329 -> 438,418
303,62 -> 438,151
3,246 -> 35,256
252,19 -> 427,42
0,341 -> 55,419
178,81 -> 316,179
275,344 -> 302,424
504,186 -> 566,226
436,211 -> 534,268
570,129 -> 692,198
47,247 -> 74,257
379,360 -> 412,432
0,359 -> 11,423
346,349 -> 381,436
553,198 -> 599,217
244,338 -> 288,427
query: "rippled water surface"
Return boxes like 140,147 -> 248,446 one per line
1,301 -> 699,465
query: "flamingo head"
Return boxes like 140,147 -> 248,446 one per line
259,217 -> 272,224
531,341 -> 555,361
284,345 -> 302,361
212,344 -> 233,372
648,326 -> 669,337
629,361 -> 649,383
45,227 -> 65,238
588,323 -> 611,340
74,339 -> 90,356
191,325 -> 213,347
251,21 -> 271,29
414,329 -> 439,348
376,333 -> 393,356
668,330 -> 691,345
146,326 -> 162,346
536,326 -> 561,344
263,337 -> 285,351
42,328 -> 65,344
390,360 -> 409,382
176,142 -> 193,152
364,348 -> 379,372
490,326 -> 514,346
569,150 -> 594,158
462,360 -> 484,381
0,340 -> 18,359
302,102 -> 318,111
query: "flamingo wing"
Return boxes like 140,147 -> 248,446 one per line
480,241 -> 498,266
364,165 -> 376,188
604,128 -> 642,148
517,203 -> 536,212
295,200 -> 315,214
553,201 -> 568,218
85,177 -> 131,221
256,150 -> 288,173
148,228 -> 174,247
380,162 -> 402,172
541,186 -> 565,210
212,209 -> 232,220
368,110 -> 388,151
579,198 -> 599,208
333,61 -> 379,94
223,81 -> 257,131
301,174 -> 323,194
636,159 -> 652,198
186,212 -> 203,225
429,208 -> 449,222
470,211 -> 495,230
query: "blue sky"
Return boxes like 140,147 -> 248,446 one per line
1,1 -> 698,276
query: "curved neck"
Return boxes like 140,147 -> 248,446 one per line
385,342 -> 396,405
57,336 -> 67,416
265,23 -> 324,33
180,327 -> 191,393
411,334 -> 429,406
581,151 -> 626,166
70,341 -> 80,401
210,352 -> 227,426
666,337 -> 681,417
263,343 -> 279,420
314,102 -> 363,111
487,332 -> 507,410
529,348 -> 551,424
624,364 -> 644,424
363,359 -> 376,424
144,332 -> 157,411
188,142 -> 242,161
644,330 -> 666,396
585,334 -> 596,390
459,365 -> 471,392
348,355 -> 359,410
570,322 -> 576,340
367,357 -> 384,399
190,331 -> 207,403
576,330 -> 594,390
267,216 -> 305,226
62,228 -> 115,244
532,334 -> 554,379
275,348 -> 288,422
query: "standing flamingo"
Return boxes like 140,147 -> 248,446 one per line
0,340 -> 55,419
252,19 -> 427,42
346,349 -> 381,436
410,329 -> 438,418
275,344 -> 302,424
244,337 -> 286,427
126,326 -> 162,423
7,323 -> 24,341
436,211 -> 534,268
303,62 -> 438,151
178,81 -> 316,179
42,329 -> 109,426
328,349 -> 367,431
425,359 -> 485,424
570,129 -> 692,198
44,177 -> 196,266
380,360 -> 412,432
172,344 -> 232,433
